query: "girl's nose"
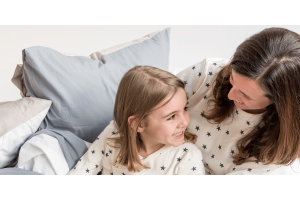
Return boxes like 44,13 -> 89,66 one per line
178,112 -> 189,128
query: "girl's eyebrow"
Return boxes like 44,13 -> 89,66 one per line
230,70 -> 253,100
162,100 -> 188,118
162,111 -> 176,119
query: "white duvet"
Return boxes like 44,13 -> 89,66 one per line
17,134 -> 91,175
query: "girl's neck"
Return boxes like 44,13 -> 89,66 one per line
138,142 -> 165,158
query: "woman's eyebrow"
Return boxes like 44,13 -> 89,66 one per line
230,70 -> 253,100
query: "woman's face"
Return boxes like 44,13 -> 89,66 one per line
228,69 -> 272,114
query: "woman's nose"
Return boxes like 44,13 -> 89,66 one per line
228,87 -> 240,101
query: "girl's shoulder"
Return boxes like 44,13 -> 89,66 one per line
96,120 -> 119,143
168,142 -> 203,157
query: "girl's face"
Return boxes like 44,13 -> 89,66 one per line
139,88 -> 190,148
228,69 -> 272,114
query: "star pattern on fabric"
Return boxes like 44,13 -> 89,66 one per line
91,150 -> 95,154
211,154 -> 215,159
200,112 -> 204,117
74,167 -> 76,170
96,137 -> 99,140
267,170 -> 270,172
86,168 -> 90,173
192,167 -> 196,171
220,163 -> 224,168
122,172 -> 125,175
177,157 -> 181,162
161,166 -> 165,170
204,95 -> 207,99
105,153 -> 109,157
247,168 -> 252,172
233,168 -> 236,171
184,81 -> 187,86
230,149 -> 235,155
208,72 -> 213,76
255,162 -> 259,164
236,110 -> 239,114
213,63 -> 217,66
205,83 -> 210,87
195,126 -> 200,131
110,173 -> 113,175
207,132 -> 211,137
202,144 -> 207,149
246,121 -> 250,126
205,163 -> 209,167
218,145 -> 222,150
240,130 -> 244,134
192,91 -> 196,95
95,165 -> 98,168
208,171 -> 212,175
101,150 -> 104,155
109,150 -> 112,154
217,126 -> 221,131
198,72 -> 202,77
226,130 -> 229,135
192,66 -> 195,70
183,148 -> 188,152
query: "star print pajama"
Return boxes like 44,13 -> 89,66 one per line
176,58 -> 300,175
68,120 -> 205,175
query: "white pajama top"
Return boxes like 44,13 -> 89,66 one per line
176,58 -> 300,175
68,120 -> 205,175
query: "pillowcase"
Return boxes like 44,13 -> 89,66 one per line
0,97 -> 51,168
13,28 -> 170,143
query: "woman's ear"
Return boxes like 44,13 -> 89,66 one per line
128,116 -> 145,133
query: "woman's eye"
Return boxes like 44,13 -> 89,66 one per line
167,115 -> 175,120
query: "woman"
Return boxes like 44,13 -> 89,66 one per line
177,27 -> 300,175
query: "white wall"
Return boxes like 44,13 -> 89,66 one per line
1,25 -> 300,102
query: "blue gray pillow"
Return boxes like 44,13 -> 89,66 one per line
22,28 -> 171,143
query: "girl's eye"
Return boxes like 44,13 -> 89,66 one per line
184,106 -> 188,111
167,115 -> 175,120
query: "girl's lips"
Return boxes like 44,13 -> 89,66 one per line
173,131 -> 184,139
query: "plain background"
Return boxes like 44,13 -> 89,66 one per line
1,25 -> 300,102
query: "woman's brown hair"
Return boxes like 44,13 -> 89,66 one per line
108,65 -> 197,172
204,27 -> 300,166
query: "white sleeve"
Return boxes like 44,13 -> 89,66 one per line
67,121 -> 116,175
176,149 -> 205,175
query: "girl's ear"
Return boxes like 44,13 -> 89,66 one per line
128,116 -> 145,133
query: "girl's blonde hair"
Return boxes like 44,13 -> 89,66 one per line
108,65 -> 197,172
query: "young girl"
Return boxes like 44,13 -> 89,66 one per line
68,66 -> 205,175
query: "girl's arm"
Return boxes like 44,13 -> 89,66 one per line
67,121 -> 116,175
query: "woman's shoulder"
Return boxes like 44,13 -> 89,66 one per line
176,58 -> 229,78
176,58 -> 229,99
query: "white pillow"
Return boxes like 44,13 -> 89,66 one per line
0,97 -> 51,168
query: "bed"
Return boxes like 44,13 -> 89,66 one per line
0,28 -> 173,175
